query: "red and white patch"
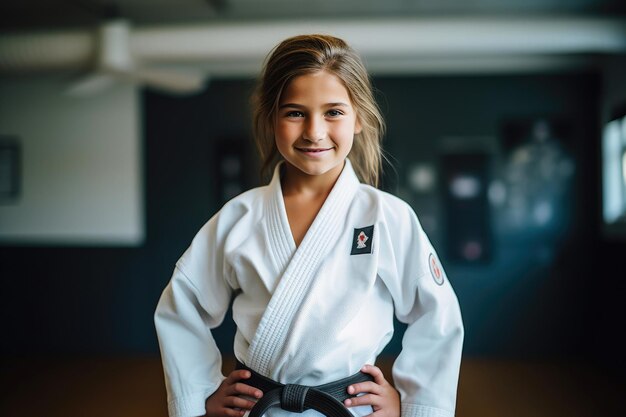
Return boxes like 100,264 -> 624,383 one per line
428,253 -> 444,286
356,231 -> 369,249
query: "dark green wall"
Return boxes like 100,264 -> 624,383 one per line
376,74 -> 600,357
2,73 -> 620,367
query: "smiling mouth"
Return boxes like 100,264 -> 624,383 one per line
296,147 -> 332,152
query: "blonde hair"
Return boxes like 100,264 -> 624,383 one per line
252,34 -> 386,187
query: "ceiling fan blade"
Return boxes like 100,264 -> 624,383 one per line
130,67 -> 207,94
65,73 -> 117,96
64,19 -> 206,96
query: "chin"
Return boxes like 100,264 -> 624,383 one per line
282,155 -> 345,178
299,166 -> 330,177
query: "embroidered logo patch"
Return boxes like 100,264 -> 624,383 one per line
351,225 -> 374,255
429,253 -> 445,286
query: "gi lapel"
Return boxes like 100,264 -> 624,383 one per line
263,163 -> 297,286
248,160 -> 360,376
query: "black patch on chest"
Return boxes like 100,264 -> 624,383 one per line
351,225 -> 374,255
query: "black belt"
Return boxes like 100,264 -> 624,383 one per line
236,360 -> 374,417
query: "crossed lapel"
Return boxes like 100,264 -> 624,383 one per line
248,160 -> 360,376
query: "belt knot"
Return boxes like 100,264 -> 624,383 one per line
280,384 -> 309,412
235,359 -> 373,417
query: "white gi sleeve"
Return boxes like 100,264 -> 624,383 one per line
383,202 -> 464,417
154,215 -> 235,417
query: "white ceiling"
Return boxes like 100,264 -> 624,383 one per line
2,0 -> 625,30
1,1 -> 625,79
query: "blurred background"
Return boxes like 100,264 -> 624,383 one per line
1,1 -> 625,416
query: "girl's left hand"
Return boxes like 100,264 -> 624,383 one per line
343,364 -> 400,417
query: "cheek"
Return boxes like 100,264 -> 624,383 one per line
274,123 -> 295,143
274,124 -> 298,156
334,124 -> 357,144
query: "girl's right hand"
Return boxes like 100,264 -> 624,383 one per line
204,369 -> 263,417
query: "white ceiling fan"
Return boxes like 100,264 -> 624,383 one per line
67,19 -> 206,96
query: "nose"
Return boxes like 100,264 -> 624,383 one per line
302,115 -> 326,142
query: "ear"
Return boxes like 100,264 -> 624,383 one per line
354,118 -> 363,135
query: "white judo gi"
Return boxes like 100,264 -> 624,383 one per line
154,159 -> 464,417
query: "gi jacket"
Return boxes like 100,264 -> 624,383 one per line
155,159 -> 464,417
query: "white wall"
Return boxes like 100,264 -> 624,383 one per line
0,77 -> 144,245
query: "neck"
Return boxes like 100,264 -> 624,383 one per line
280,161 -> 344,198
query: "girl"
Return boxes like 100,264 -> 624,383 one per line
155,34 -> 463,417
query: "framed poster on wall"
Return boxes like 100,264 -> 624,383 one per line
0,137 -> 20,202
602,105 -> 626,238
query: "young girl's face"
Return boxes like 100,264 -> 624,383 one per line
275,70 -> 361,181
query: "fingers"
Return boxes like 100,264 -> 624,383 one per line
226,382 -> 263,399
347,365 -> 388,396
206,371 -> 263,417
344,393 -> 380,408
220,407 -> 247,417
224,394 -> 257,410
347,381 -> 383,396
345,365 -> 399,414
359,364 -> 387,385
225,369 -> 252,383
363,411 -> 388,417
224,370 -> 263,399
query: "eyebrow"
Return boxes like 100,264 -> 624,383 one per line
278,102 -> 350,110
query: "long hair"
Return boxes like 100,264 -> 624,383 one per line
252,34 -> 386,187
